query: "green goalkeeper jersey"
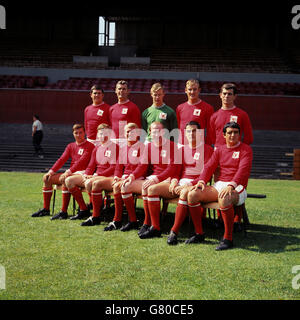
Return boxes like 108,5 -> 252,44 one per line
142,104 -> 178,141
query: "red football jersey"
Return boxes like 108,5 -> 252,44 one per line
109,100 -> 141,139
176,100 -> 214,143
209,106 -> 253,147
84,102 -> 111,140
175,143 -> 214,180
193,142 -> 253,188
114,141 -> 145,178
132,140 -> 181,182
51,140 -> 95,173
85,142 -> 119,176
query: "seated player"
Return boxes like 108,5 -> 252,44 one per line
31,124 -> 95,219
121,121 -> 180,239
166,121 -> 213,245
104,122 -> 145,232
182,122 -> 253,250
65,124 -> 118,224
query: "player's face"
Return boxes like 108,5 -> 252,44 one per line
185,125 -> 199,144
115,84 -> 129,100
185,84 -> 200,102
150,123 -> 164,142
90,90 -> 104,105
151,89 -> 165,107
224,127 -> 240,146
125,126 -> 139,143
97,129 -> 110,143
220,88 -> 236,107
73,128 -> 85,144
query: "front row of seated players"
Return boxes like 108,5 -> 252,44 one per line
167,121 -> 253,250
31,124 -> 95,218
32,120 -> 252,251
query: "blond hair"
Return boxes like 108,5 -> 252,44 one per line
125,122 -> 139,130
150,82 -> 164,94
186,79 -> 200,88
97,123 -> 110,131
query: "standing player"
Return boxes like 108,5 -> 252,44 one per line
183,122 -> 253,250
209,83 -> 253,147
121,122 -> 180,239
142,82 -> 178,142
209,83 -> 253,228
65,124 -> 118,223
176,79 -> 214,144
31,124 -> 95,219
104,122 -> 145,232
84,85 -> 111,145
109,80 -> 141,144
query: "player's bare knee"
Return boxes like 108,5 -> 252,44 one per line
180,188 -> 189,200
147,184 -> 157,195
64,176 -> 73,188
187,190 -> 199,204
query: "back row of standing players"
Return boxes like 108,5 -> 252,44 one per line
32,79 -> 253,251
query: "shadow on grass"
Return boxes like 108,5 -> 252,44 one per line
237,223 -> 300,253
102,207 -> 300,253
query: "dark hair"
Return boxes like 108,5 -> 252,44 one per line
185,121 -> 201,129
223,121 -> 240,134
90,85 -> 104,94
220,83 -> 237,95
34,114 -> 40,120
72,123 -> 85,132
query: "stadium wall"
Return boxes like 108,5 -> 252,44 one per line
0,89 -> 299,131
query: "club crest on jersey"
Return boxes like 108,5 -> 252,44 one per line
105,150 -> 111,157
193,152 -> 200,160
78,149 -> 84,155
193,109 -> 201,116
159,112 -> 167,120
97,109 -> 104,116
161,150 -> 167,158
232,151 -> 240,159
122,108 -> 128,114
132,150 -> 138,157
230,115 -> 238,123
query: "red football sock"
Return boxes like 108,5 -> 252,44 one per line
91,191 -> 103,218
122,193 -> 137,222
201,208 -> 207,220
113,193 -> 123,221
147,195 -> 161,230
69,186 -> 88,211
234,205 -> 242,223
171,199 -> 188,234
143,196 -> 151,226
220,205 -> 235,241
61,187 -> 71,212
188,202 -> 204,235
42,187 -> 53,211
88,192 -> 92,206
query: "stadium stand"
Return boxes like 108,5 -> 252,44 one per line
1,76 -> 300,96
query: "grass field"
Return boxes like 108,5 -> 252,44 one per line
0,171 -> 300,300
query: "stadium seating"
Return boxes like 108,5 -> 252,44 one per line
2,75 -> 299,96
